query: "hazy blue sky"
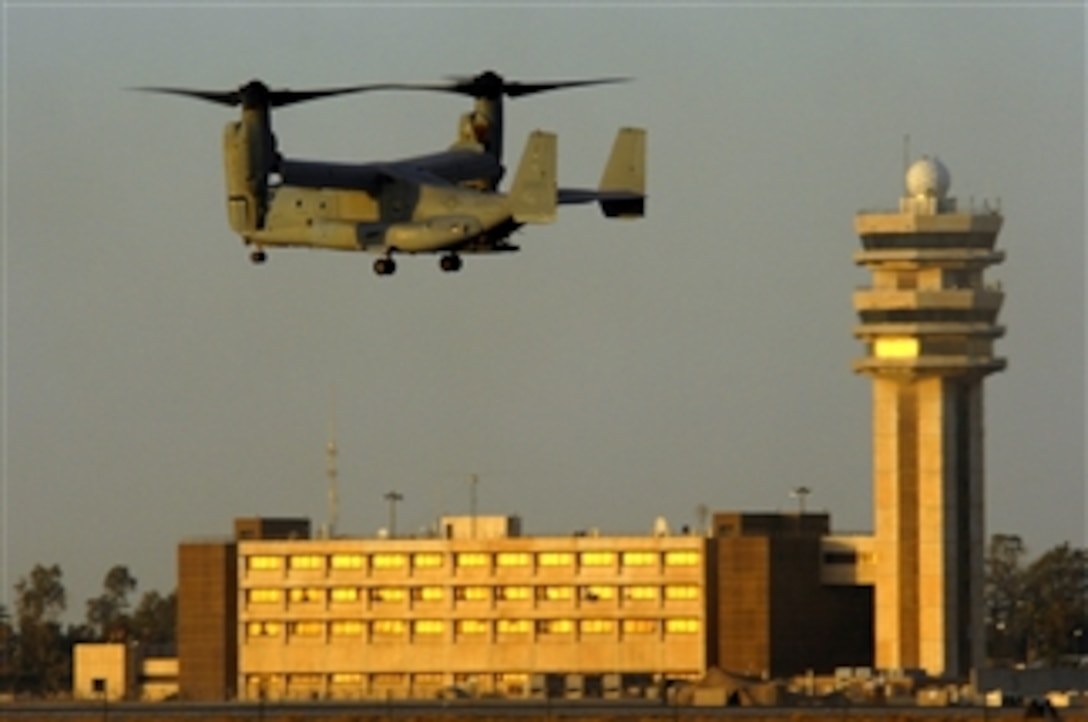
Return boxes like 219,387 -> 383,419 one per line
3,2 -> 1084,615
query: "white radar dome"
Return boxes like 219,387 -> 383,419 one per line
905,156 -> 951,200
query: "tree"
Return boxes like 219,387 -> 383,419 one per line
13,564 -> 68,696
985,533 -> 1027,663
85,565 -> 138,641
0,604 -> 15,695
130,590 -> 176,649
986,536 -> 1088,666
1019,543 -> 1088,664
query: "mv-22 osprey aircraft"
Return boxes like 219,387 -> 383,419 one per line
141,71 -> 646,275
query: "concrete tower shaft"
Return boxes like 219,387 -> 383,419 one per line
852,158 -> 1005,679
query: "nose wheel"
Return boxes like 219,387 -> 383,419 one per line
374,257 -> 397,276
439,254 -> 463,273
250,249 -> 267,264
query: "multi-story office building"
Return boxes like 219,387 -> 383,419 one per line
232,515 -> 710,700
176,511 -> 878,701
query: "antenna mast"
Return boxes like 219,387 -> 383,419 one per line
469,474 -> 479,539
326,388 -> 339,538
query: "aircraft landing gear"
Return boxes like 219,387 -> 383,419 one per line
250,249 -> 267,264
439,254 -> 463,273
374,257 -> 397,276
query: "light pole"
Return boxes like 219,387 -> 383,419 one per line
384,491 -> 404,538
789,486 -> 811,514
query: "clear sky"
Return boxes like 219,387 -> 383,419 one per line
3,2 -> 1085,617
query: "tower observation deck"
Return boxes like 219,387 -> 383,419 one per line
853,156 -> 1005,678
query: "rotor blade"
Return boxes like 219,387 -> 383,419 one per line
133,86 -> 241,106
266,84 -> 414,108
502,78 -> 631,98
440,71 -> 630,98
134,81 -> 418,109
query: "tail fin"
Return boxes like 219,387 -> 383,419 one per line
598,127 -> 645,218
509,130 -> 557,224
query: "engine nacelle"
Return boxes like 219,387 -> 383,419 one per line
222,111 -> 276,233
222,121 -> 259,233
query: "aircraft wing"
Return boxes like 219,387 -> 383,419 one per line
280,149 -> 502,192
280,159 -> 388,192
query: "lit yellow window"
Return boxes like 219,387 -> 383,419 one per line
372,553 -> 407,569
289,555 -> 323,570
413,620 -> 445,635
538,552 -> 573,567
664,550 -> 699,566
664,584 -> 699,601
455,586 -> 490,601
623,619 -> 657,635
413,586 -> 445,602
456,619 -> 488,635
330,620 -> 364,637
331,673 -> 363,685
413,553 -> 444,568
496,619 -> 531,634
496,552 -> 531,567
622,551 -> 658,567
455,552 -> 489,567
538,619 -> 574,634
875,337 -> 919,359
372,620 -> 406,635
291,621 -> 323,637
583,585 -> 615,601
330,554 -> 363,570
371,587 -> 406,602
580,619 -> 614,634
498,586 -> 531,601
580,551 -> 616,567
539,586 -> 574,601
248,556 -> 281,571
247,621 -> 281,637
288,587 -> 323,603
248,588 -> 282,604
665,618 -> 700,634
623,585 -> 658,601
330,587 -> 359,603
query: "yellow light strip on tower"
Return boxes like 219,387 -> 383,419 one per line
875,337 -> 919,359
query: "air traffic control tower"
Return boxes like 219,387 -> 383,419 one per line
852,157 -> 1005,678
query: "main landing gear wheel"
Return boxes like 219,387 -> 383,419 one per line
439,254 -> 463,273
250,249 -> 267,264
374,257 -> 397,276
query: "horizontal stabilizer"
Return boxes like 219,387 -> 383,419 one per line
510,130 -> 558,224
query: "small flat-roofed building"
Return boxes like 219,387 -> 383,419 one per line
73,643 -> 137,701
73,643 -> 178,701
